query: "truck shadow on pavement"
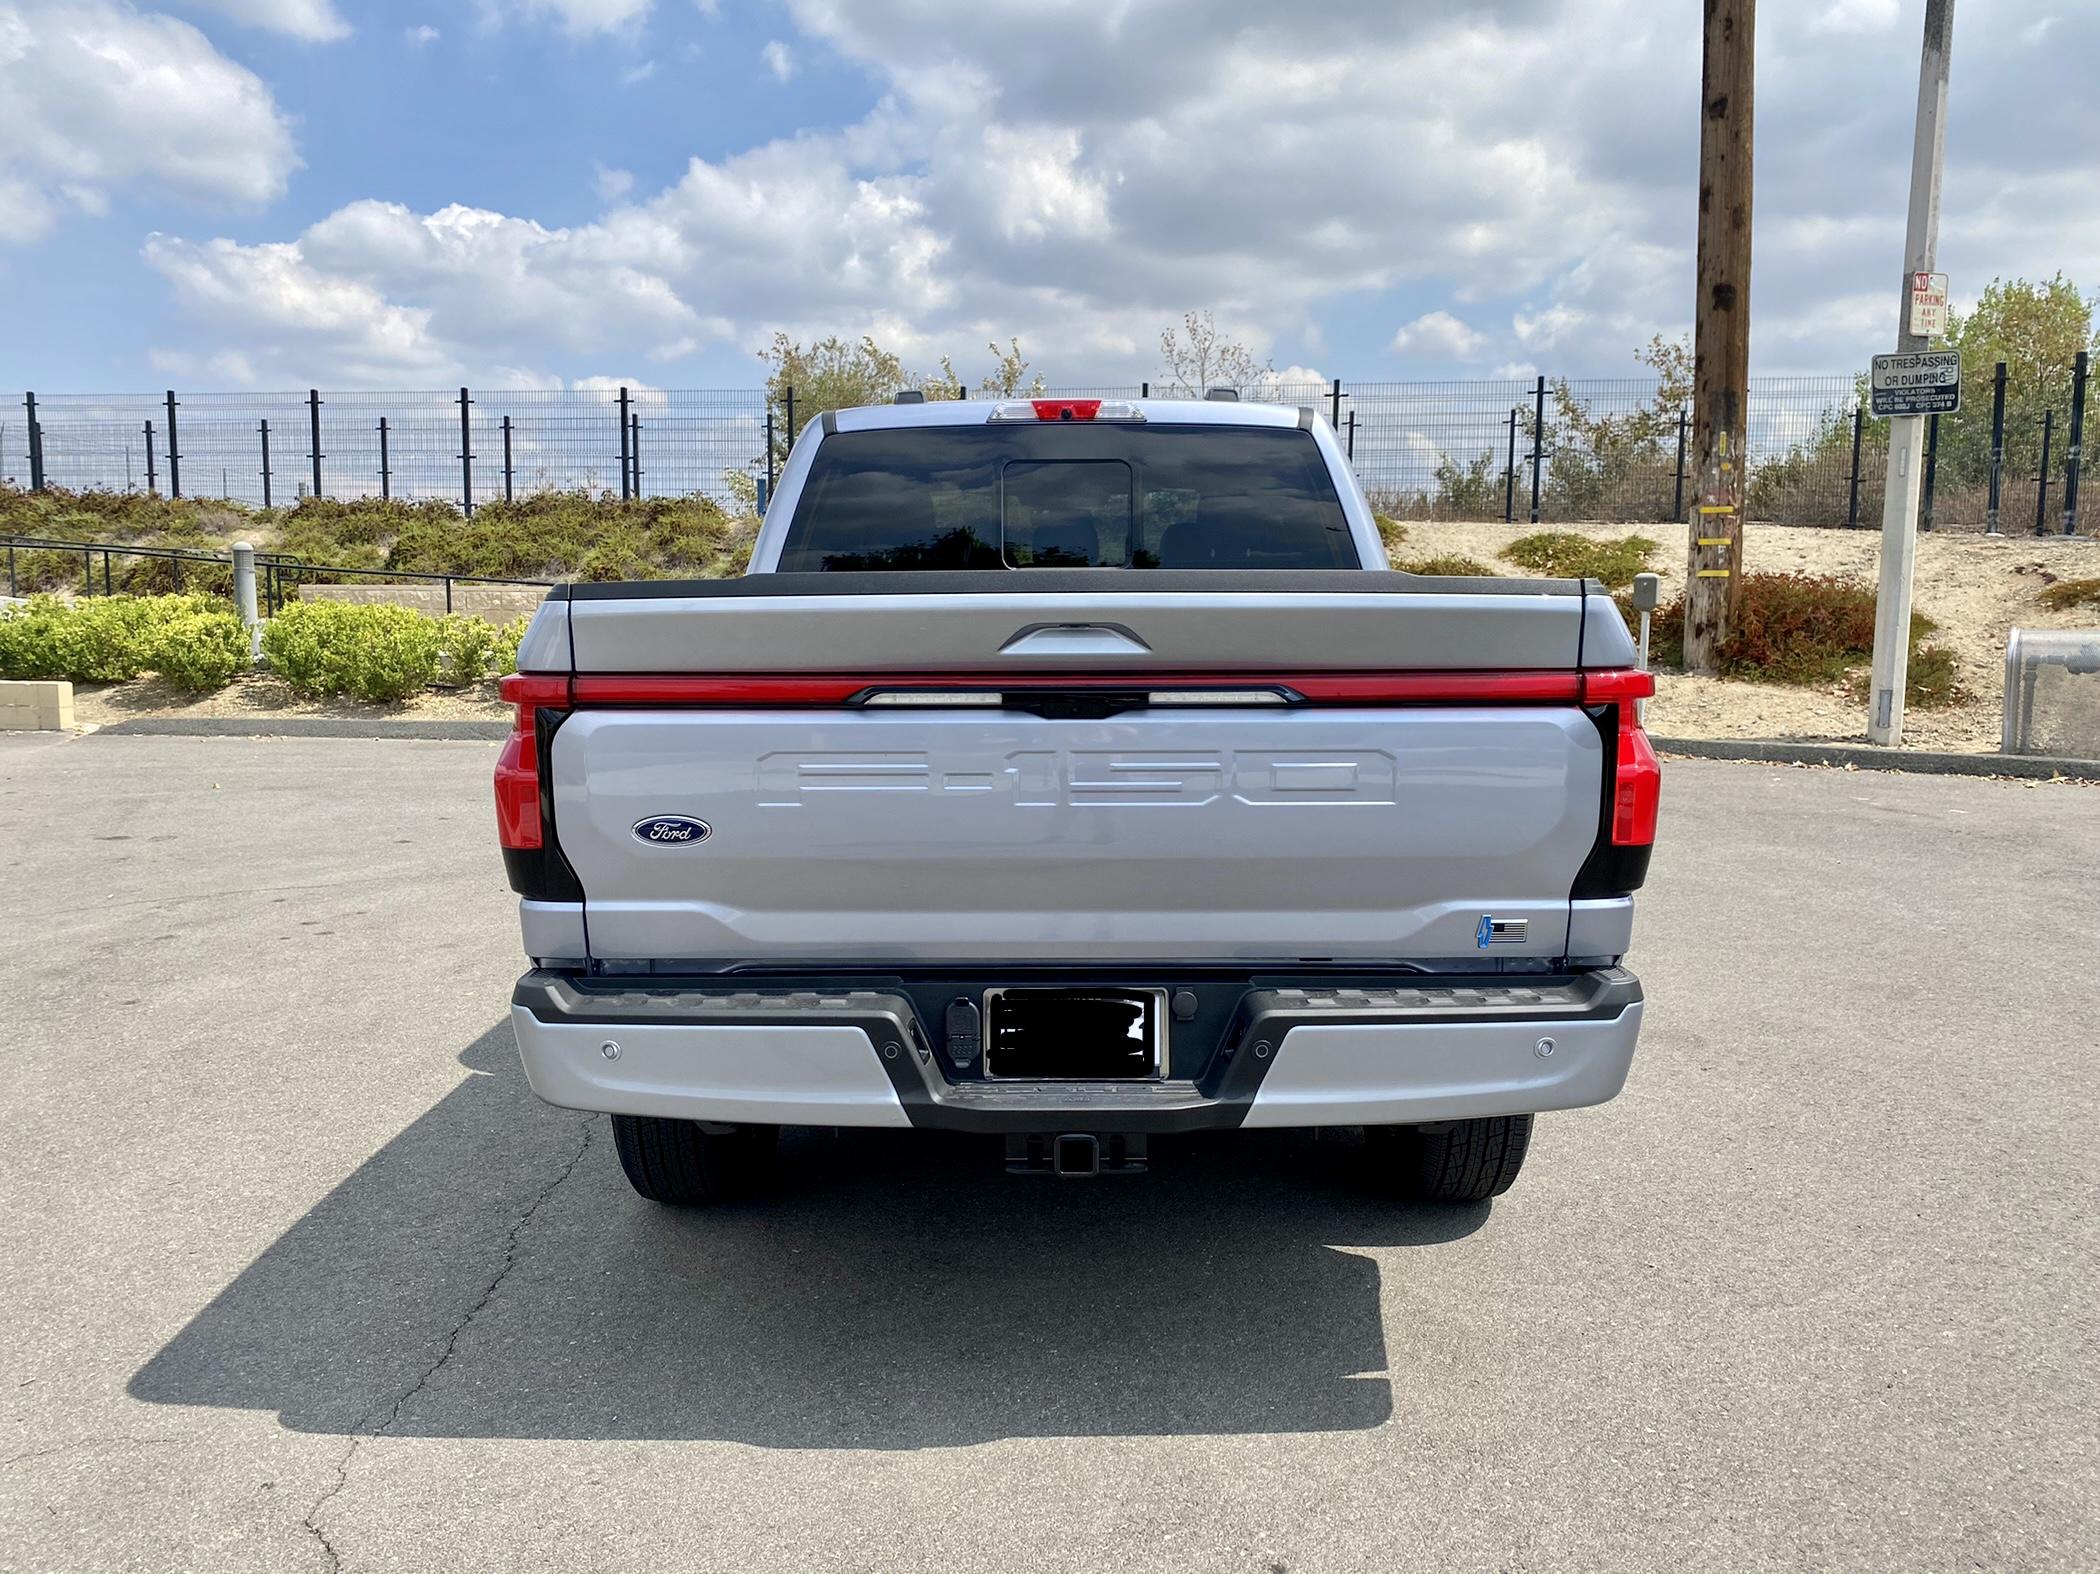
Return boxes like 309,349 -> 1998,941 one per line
131,1023 -> 1488,1448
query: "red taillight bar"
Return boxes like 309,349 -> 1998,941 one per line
560,669 -> 1657,707
1032,398 -> 1100,421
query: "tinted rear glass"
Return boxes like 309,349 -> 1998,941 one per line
776,424 -> 1357,571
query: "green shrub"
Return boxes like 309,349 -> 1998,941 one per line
151,608 -> 249,691
2038,576 -> 2100,612
0,484 -> 256,546
1398,554 -> 1499,577
1374,514 -> 1408,555
491,616 -> 530,677
261,600 -> 443,703
0,593 -> 239,685
1500,530 -> 1659,588
434,614 -> 498,687
1648,573 -> 1940,689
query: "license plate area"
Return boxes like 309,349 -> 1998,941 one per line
981,987 -> 1166,1080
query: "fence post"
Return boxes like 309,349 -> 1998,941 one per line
784,385 -> 797,450
1528,375 -> 1546,524
1329,377 -> 1342,430
231,541 -> 260,663
1141,382 -> 1150,399
165,391 -> 182,499
23,393 -> 43,491
1921,413 -> 1938,532
144,421 -> 157,496
2063,349 -> 2087,535
501,415 -> 514,502
1503,408 -> 1519,523
458,387 -> 474,515
259,419 -> 273,510
305,389 -> 323,500
764,406 -> 776,500
1672,405 -> 1689,521
630,413 -> 642,498
1345,408 -> 1356,460
617,385 -> 632,501
2033,409 -> 2054,536
1986,361 -> 2007,535
378,418 -> 390,501
1846,402 -> 1865,528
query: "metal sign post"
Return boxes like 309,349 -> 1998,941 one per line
1866,0 -> 1954,748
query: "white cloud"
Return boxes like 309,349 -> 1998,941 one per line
495,0 -> 651,36
1808,0 -> 1899,36
622,59 -> 655,84
594,163 -> 635,201
1512,304 -> 1586,351
979,127 -> 1107,242
0,1 -> 298,244
131,0 -> 2100,384
1390,311 -> 1484,361
177,0 -> 348,42
405,23 -> 439,45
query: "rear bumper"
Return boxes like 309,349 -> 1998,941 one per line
510,968 -> 1642,1132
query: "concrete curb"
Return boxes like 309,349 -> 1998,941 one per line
93,717 -> 510,742
1654,736 -> 2100,781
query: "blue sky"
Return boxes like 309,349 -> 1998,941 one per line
4,0 -> 2096,394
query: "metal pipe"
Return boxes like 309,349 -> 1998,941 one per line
24,393 -> 42,491
1529,376 -> 1546,524
2063,349 -> 2087,535
2034,409 -> 2054,536
1847,402 -> 1865,527
1985,361 -> 2006,534
618,386 -> 632,501
458,386 -> 474,515
1672,405 -> 1689,521
1504,407 -> 1518,523
165,390 -> 182,498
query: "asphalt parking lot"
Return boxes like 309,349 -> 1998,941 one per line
2,731 -> 2096,1572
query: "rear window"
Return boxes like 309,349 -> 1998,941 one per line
776,423 -> 1358,571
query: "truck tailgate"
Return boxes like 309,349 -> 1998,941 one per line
550,703 -> 1606,962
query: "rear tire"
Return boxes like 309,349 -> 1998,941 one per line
1363,1115 -> 1533,1203
611,1116 -> 779,1205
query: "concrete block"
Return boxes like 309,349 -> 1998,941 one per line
0,680 -> 75,731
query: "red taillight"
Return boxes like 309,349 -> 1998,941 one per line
1582,669 -> 1660,846
1612,721 -> 1660,845
495,675 -> 568,850
1032,398 -> 1100,421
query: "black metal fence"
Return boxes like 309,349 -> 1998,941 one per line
2,533 -> 553,613
6,360 -> 2089,534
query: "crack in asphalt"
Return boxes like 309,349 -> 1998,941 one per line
299,1116 -> 596,1572
1,1436 -> 183,1469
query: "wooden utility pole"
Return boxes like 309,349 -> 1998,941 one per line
1683,0 -> 1756,675
1865,0 -> 1955,745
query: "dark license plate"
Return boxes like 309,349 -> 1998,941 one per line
981,987 -> 1165,1080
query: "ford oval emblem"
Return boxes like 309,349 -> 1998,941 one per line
632,815 -> 711,847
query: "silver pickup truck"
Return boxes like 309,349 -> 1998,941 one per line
495,394 -> 1658,1206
